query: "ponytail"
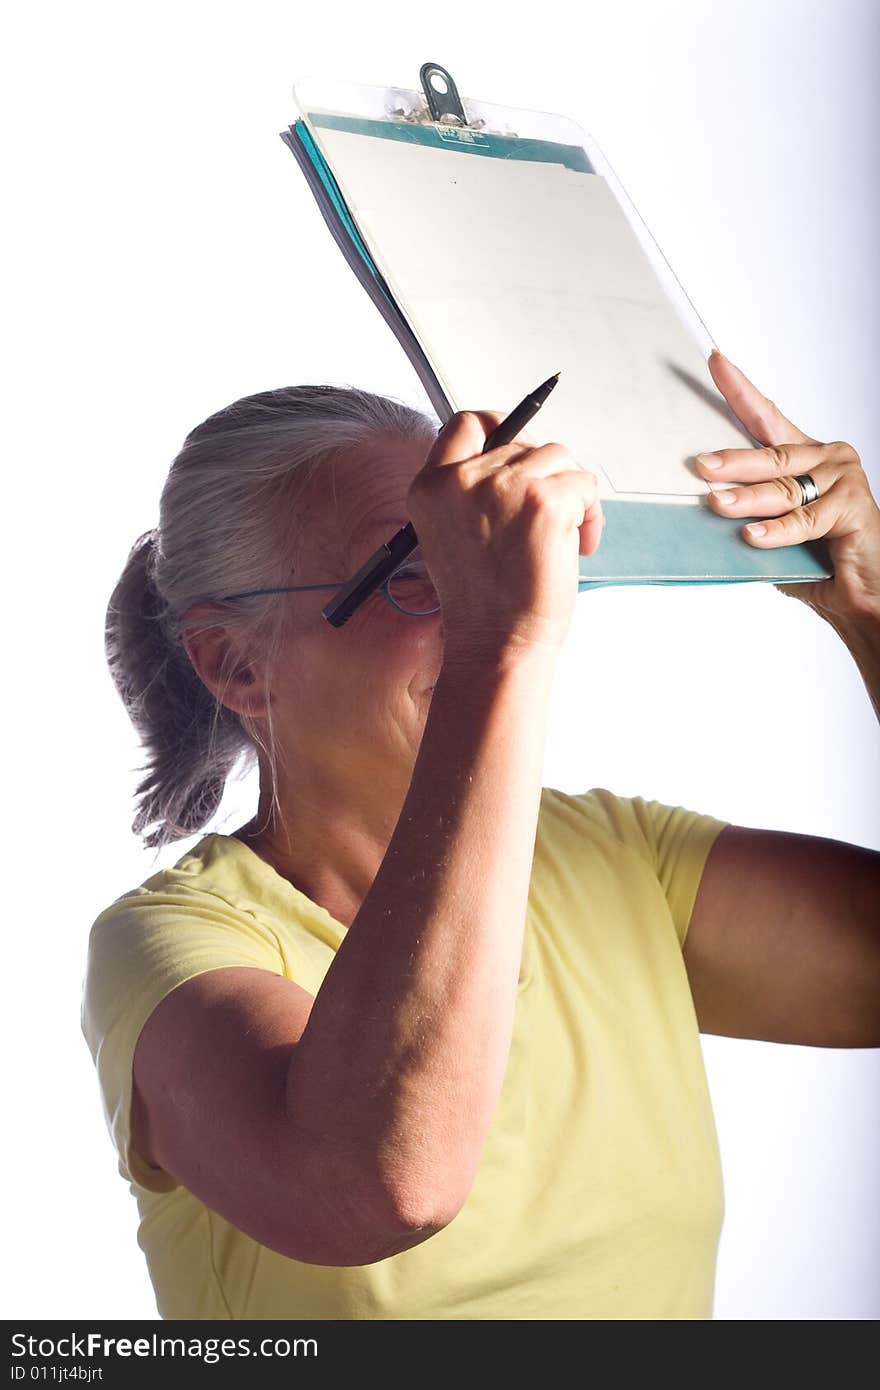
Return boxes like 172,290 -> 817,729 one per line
104,385 -> 438,850
105,529 -> 247,850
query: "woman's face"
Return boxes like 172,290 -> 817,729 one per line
264,432 -> 444,795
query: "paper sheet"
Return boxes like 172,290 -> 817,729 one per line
313,124 -> 755,505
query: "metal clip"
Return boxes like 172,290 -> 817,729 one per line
419,62 -> 468,126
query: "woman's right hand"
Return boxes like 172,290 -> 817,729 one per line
406,410 -> 605,665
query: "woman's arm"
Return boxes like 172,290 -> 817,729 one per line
683,822 -> 880,1047
288,648 -> 557,1223
133,646 -> 558,1263
679,357 -> 880,1047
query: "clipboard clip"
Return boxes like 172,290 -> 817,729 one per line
419,63 -> 468,126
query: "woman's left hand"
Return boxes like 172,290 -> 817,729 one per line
696,350 -> 880,625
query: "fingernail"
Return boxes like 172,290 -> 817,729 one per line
696,452 -> 723,469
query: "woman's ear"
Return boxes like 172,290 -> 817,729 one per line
180,604 -> 265,717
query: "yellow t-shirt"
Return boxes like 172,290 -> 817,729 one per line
81,785 -> 729,1320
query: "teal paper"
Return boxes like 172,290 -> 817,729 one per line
577,500 -> 831,588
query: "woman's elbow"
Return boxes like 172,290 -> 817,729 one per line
267,1168 -> 461,1267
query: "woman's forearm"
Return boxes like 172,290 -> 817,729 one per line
284,644 -> 557,1230
826,608 -> 880,727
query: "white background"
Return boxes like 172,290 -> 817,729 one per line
5,0 -> 878,1320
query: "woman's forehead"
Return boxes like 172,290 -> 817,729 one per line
330,439 -> 426,548
282,447 -> 416,581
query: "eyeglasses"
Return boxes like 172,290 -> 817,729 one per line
219,556 -> 441,619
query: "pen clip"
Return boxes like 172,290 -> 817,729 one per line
322,521 -> 418,628
419,63 -> 468,126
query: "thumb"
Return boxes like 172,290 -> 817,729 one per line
429,410 -> 508,466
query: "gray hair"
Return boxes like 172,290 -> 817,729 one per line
105,384 -> 438,852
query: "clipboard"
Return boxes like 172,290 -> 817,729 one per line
280,65 -> 832,592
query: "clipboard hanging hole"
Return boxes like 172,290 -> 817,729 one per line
419,62 -> 468,127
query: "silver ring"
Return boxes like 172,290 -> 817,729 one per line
793,473 -> 820,506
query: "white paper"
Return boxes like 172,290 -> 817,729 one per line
314,126 -> 754,504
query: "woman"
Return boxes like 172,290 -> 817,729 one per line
82,353 -> 880,1320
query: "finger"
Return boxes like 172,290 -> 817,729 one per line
707,462 -> 836,520
490,443 -> 604,538
505,424 -> 540,447
707,350 -> 816,448
740,472 -> 875,549
472,418 -> 542,449
497,440 -> 597,483
428,410 -> 509,467
695,440 -> 852,485
736,486 -> 841,548
538,468 -> 605,556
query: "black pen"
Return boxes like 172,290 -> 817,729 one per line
322,371 -> 562,627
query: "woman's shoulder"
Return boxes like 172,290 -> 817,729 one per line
537,783 -> 656,851
83,831 -> 343,1010
536,784 -> 730,950
87,834 -> 277,948
538,783 -> 729,853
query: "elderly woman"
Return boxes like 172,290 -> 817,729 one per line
83,352 -> 880,1320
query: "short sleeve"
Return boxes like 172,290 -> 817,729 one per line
605,791 -> 729,948
81,885 -> 285,1193
544,786 -> 730,950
